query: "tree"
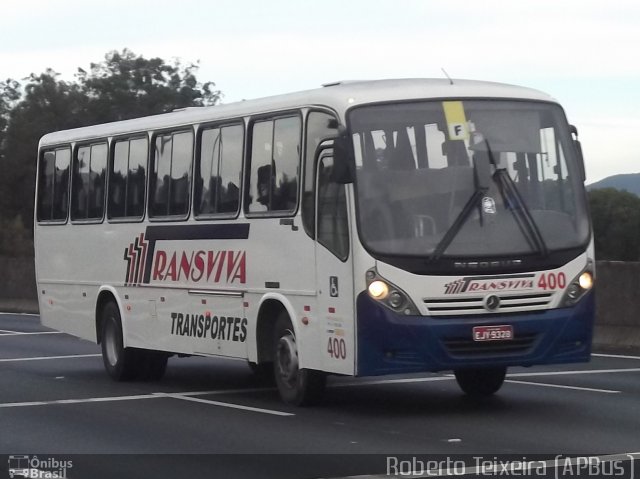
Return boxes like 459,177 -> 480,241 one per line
76,49 -> 220,123
0,78 -> 21,216
0,49 -> 220,248
0,78 -> 20,150
1,70 -> 91,236
588,188 -> 640,261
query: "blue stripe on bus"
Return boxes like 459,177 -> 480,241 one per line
355,290 -> 595,377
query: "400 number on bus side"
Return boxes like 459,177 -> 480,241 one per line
327,337 -> 347,360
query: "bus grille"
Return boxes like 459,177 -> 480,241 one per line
443,333 -> 538,357
423,292 -> 554,317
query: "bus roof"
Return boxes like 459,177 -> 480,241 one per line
39,78 -> 557,146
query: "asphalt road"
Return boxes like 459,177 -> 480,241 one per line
1,312 -> 639,479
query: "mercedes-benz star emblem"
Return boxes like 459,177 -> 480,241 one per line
484,294 -> 501,311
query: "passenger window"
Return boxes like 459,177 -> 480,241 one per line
109,137 -> 148,220
195,124 -> 243,216
247,116 -> 300,214
37,147 -> 71,222
150,130 -> 193,218
317,155 -> 349,260
71,142 -> 107,221
303,111 -> 338,236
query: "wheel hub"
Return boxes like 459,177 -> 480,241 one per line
104,319 -> 119,367
276,333 -> 299,387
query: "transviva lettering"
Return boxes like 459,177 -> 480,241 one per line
467,279 -> 534,292
152,250 -> 246,284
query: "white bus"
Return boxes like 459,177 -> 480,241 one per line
34,79 -> 595,405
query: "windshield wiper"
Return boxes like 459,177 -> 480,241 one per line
430,139 -> 549,262
487,141 -> 549,257
430,153 -> 492,262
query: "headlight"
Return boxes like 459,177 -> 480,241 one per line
578,271 -> 593,290
368,281 -> 389,299
560,265 -> 594,307
365,268 -> 420,315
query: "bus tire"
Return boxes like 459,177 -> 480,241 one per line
100,301 -> 138,381
248,361 -> 275,384
273,313 -> 326,406
136,350 -> 169,381
454,367 -> 507,397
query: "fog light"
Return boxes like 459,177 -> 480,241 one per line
368,280 -> 389,299
389,291 -> 404,309
566,284 -> 580,300
578,271 -> 593,290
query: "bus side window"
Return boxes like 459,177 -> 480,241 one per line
71,142 -> 107,222
273,116 -> 300,211
302,111 -> 338,237
150,130 -> 193,218
247,115 -> 301,215
317,155 -> 349,260
195,123 -> 243,217
37,147 -> 71,222
109,137 -> 148,220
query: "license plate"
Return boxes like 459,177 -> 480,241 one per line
473,325 -> 513,341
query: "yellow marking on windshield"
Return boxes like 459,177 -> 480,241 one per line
443,101 -> 469,140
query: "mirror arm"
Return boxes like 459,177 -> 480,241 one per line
569,124 -> 586,182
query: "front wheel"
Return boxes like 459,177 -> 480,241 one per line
454,367 -> 507,397
273,314 -> 326,406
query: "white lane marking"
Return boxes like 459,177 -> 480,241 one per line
0,394 -> 158,408
593,352 -> 640,360
334,374 -> 621,393
0,354 -> 101,362
0,331 -> 63,336
0,313 -> 40,317
0,387 -> 282,411
154,392 -> 294,416
325,367 -> 640,389
178,387 -> 274,396
508,367 -> 640,377
505,379 -> 620,394
335,377 -> 453,388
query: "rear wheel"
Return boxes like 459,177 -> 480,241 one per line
136,350 -> 169,381
454,367 -> 507,397
100,301 -> 168,381
100,301 -> 138,381
248,361 -> 275,384
273,314 -> 325,406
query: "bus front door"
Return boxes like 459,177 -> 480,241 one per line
315,151 -> 355,375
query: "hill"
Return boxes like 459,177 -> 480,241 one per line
587,173 -> 640,196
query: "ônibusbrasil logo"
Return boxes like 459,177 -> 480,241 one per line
8,455 -> 72,479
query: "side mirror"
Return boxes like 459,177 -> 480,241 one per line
314,126 -> 354,185
570,124 -> 586,182
331,131 -> 354,184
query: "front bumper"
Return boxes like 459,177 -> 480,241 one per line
356,290 -> 595,376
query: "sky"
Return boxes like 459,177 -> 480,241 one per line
1,0 -> 639,182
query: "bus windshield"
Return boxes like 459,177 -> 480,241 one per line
349,100 -> 590,260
